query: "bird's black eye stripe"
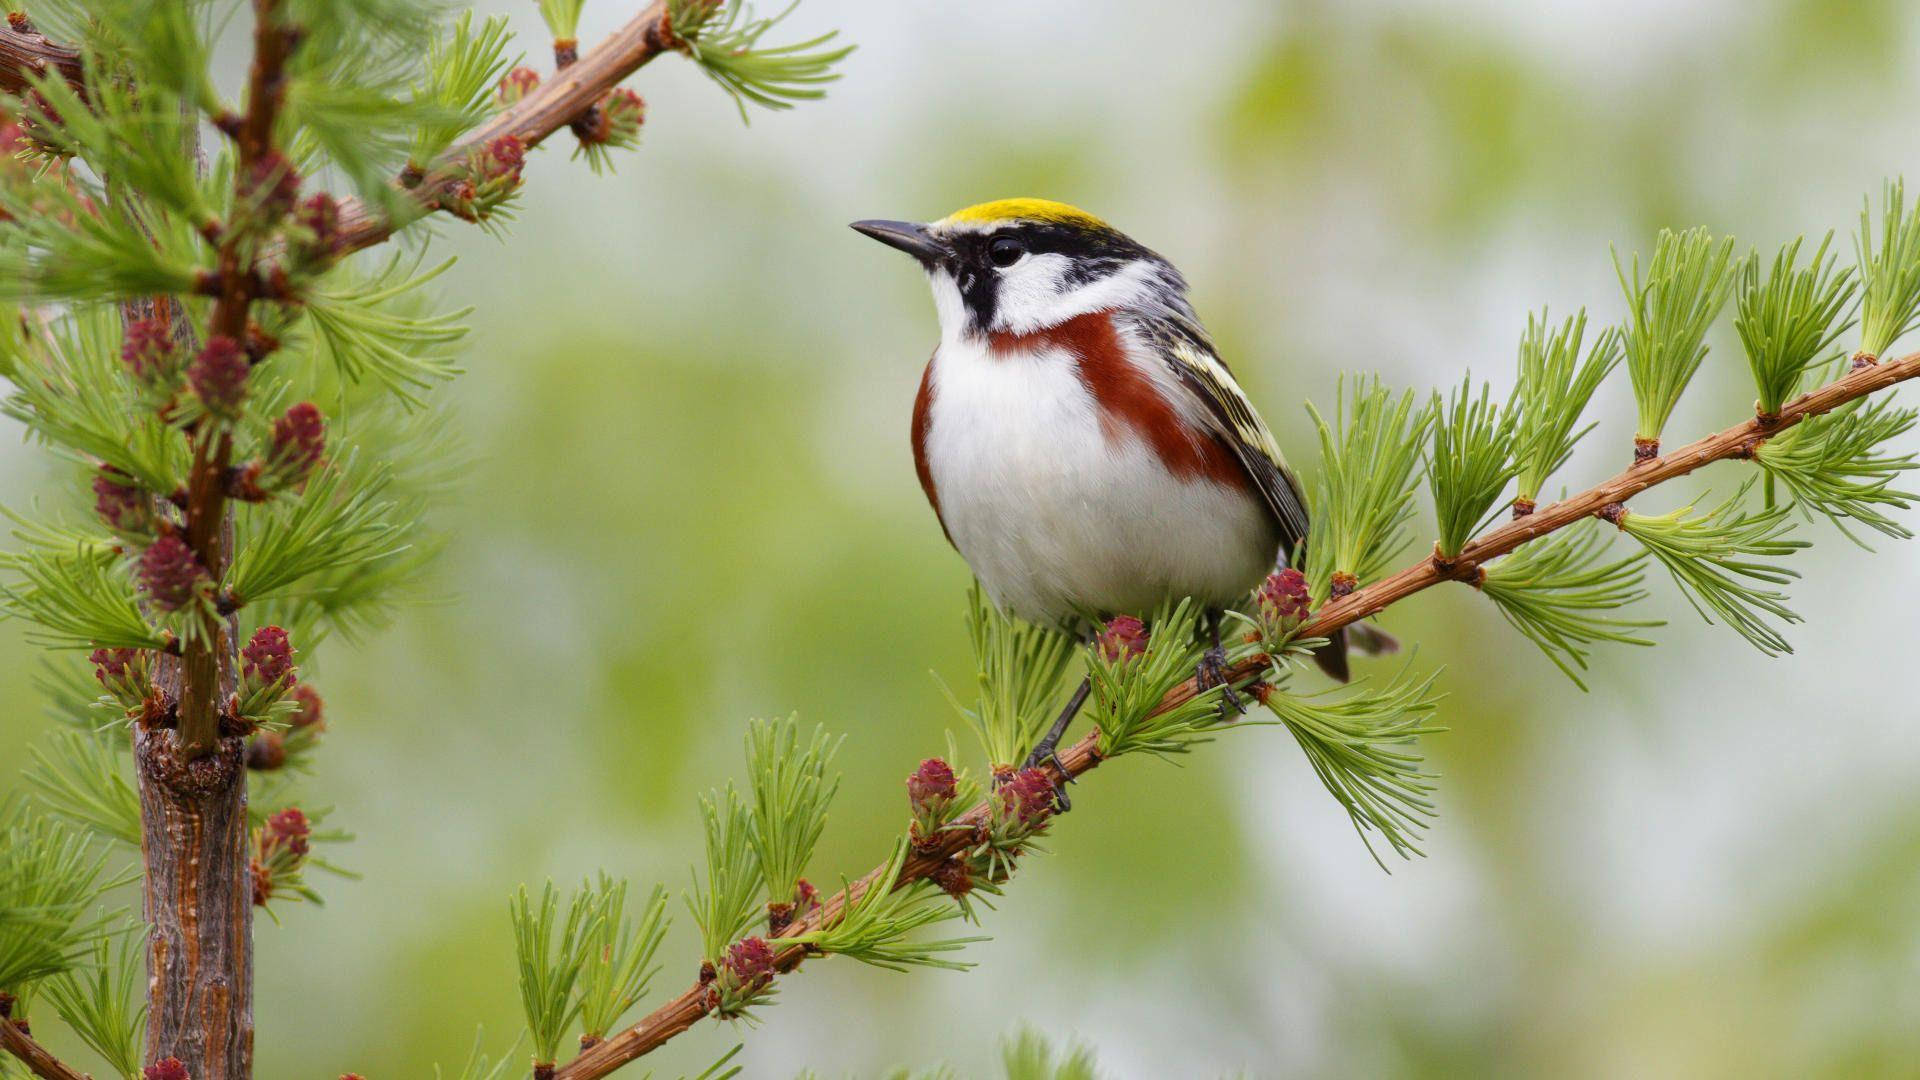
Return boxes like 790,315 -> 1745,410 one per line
959,221 -> 1156,270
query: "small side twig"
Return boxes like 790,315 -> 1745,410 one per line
0,16 -> 84,99
0,1016 -> 89,1080
330,0 -> 676,256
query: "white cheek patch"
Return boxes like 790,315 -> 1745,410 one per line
988,253 -> 1072,334
925,269 -> 970,347
991,257 -> 1159,334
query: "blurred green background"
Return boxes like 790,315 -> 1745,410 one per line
8,0 -> 1920,1076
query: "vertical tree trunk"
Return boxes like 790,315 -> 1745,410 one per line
123,289 -> 255,1078
134,718 -> 253,1079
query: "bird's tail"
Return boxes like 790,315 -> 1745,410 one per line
1310,622 -> 1400,683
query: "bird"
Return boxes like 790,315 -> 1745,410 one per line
853,198 -> 1384,786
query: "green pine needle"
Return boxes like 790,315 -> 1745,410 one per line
35,658 -> 120,730
1000,1028 -> 1100,1080
43,934 -> 146,1080
537,0 -> 587,41
1260,666 -> 1446,869
1855,179 -> 1920,360
1734,233 -> 1858,416
1478,523 -> 1661,691
0,803 -> 114,992
670,0 -> 854,123
254,534 -> 444,647
248,402 -> 460,643
1754,397 -> 1918,547
1084,598 -> 1224,760
1614,227 -> 1740,443
285,83 -> 423,215
744,716 -> 842,914
940,583 -> 1073,771
225,449 -> 408,608
301,254 -> 469,408
0,537 -> 169,653
687,784 -> 762,964
693,1045 -> 747,1080
1509,309 -> 1621,505
19,67 -> 214,228
1302,377 -> 1433,600
432,1029 -> 524,1080
667,0 -> 727,37
573,876 -> 670,1042
74,0 -> 217,108
0,164 -> 201,304
1616,485 -> 1808,655
284,0 -> 447,207
1426,375 -> 1518,559
410,12 -> 516,168
788,838 -> 984,973
508,881 -> 599,1066
0,305 -> 191,495
25,731 -> 142,846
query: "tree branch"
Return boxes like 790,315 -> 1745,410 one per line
124,4 -> 296,1077
330,0 -> 677,257
0,16 -> 84,99
1303,349 -> 1920,636
558,349 -> 1920,1078
0,1016 -> 89,1080
179,0 -> 296,757
2,1 -> 680,259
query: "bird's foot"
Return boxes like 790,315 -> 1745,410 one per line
1019,740 -> 1074,813
1197,644 -> 1245,722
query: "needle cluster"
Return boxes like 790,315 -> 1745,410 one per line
667,0 -> 854,122
1613,487 -> 1809,656
1735,233 -> 1857,416
1426,375 -> 1518,558
1509,310 -> 1620,509
1302,377 -> 1433,599
1855,180 -> 1920,360
1083,600 -> 1225,759
1261,667 -> 1445,868
941,584 -> 1074,771
1615,227 -> 1739,446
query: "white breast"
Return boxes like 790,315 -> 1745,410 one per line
924,336 -> 1279,628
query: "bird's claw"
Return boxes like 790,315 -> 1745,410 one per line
1020,742 -> 1074,812
1198,645 -> 1244,722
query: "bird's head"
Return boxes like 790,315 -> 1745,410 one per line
853,198 -> 1185,341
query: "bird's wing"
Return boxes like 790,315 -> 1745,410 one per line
1159,329 -> 1310,553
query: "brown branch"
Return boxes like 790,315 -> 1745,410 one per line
1300,349 -> 1920,639
554,658 -> 1264,1079
135,724 -> 253,1079
0,1015 -> 89,1080
124,3 -> 297,1077
178,0 -> 295,758
0,17 -> 84,99
558,350 -> 1920,1078
330,0 -> 676,256
126,306 -> 256,1080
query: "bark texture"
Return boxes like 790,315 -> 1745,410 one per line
135,718 -> 254,1079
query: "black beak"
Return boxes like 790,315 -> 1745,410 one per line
851,219 -> 950,263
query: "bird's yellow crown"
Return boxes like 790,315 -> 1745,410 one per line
939,198 -> 1109,231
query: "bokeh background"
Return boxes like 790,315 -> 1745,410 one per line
7,0 -> 1920,1076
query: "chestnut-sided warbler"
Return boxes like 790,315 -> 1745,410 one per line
855,199 -> 1382,783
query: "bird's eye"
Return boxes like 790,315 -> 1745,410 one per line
988,237 -> 1026,268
